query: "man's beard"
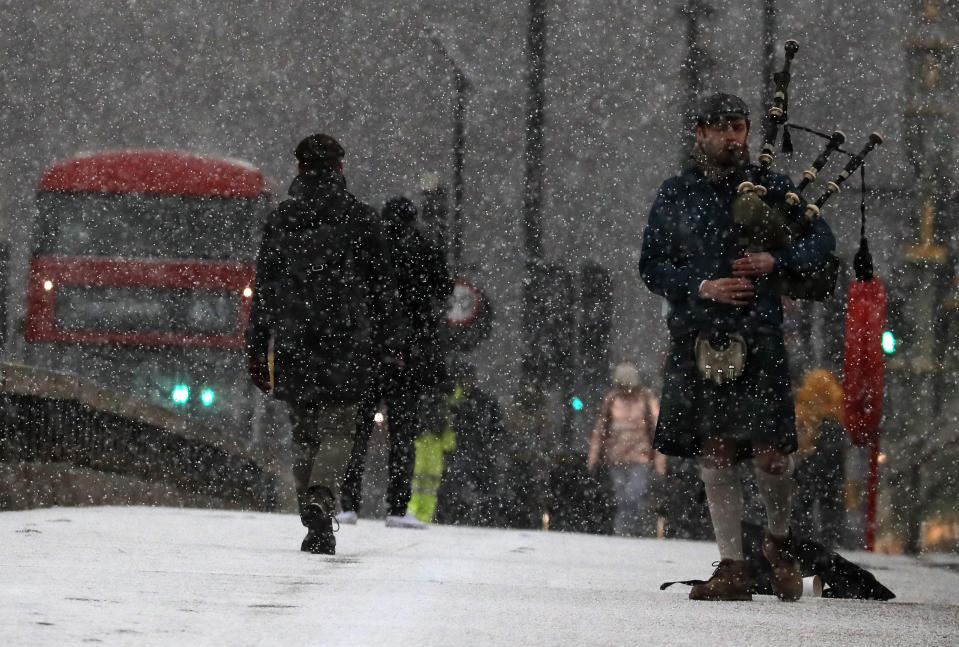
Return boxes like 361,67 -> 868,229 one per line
707,141 -> 749,167
691,141 -> 751,181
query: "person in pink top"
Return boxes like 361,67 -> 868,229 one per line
587,362 -> 665,536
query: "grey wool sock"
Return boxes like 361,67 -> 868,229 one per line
754,456 -> 796,537
700,464 -> 744,561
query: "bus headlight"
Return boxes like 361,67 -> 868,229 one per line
171,384 -> 190,404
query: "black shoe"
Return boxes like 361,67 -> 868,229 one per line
300,502 -> 337,555
301,527 -> 335,555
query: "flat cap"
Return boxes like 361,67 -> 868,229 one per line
295,133 -> 345,166
696,93 -> 750,125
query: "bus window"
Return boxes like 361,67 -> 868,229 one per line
35,192 -> 268,261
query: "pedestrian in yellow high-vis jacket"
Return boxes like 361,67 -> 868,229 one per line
408,425 -> 457,523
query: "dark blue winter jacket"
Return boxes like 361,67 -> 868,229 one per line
639,162 -> 835,339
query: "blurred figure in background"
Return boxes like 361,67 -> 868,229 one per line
587,361 -> 665,536
339,196 -> 452,529
792,369 -> 847,550
501,380 -> 554,529
407,397 -> 456,523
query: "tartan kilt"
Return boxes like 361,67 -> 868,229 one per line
654,332 -> 797,459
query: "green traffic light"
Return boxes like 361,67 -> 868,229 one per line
172,384 -> 190,404
570,396 -> 584,411
881,330 -> 896,354
200,388 -> 215,406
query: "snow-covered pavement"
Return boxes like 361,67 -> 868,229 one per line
2,506 -> 957,646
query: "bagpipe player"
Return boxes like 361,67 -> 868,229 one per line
639,92 -> 836,601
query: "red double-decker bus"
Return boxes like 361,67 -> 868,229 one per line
24,150 -> 273,434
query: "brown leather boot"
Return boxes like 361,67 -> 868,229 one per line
689,559 -> 754,601
763,531 -> 802,601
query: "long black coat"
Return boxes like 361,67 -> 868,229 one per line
246,169 -> 397,406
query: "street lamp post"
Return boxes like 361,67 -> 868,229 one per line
523,0 -> 547,268
428,31 -> 471,271
678,0 -> 714,164
684,0 -> 777,165
761,0 -> 777,107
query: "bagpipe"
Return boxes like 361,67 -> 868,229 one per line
732,39 -> 883,301
737,42 -> 887,476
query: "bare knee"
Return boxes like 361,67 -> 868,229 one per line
754,447 -> 793,475
702,437 -> 737,470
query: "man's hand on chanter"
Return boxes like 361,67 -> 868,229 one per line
731,251 -> 775,277
699,277 -> 755,306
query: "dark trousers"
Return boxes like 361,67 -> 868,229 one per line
341,379 -> 419,516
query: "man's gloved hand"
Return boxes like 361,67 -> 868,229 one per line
248,356 -> 271,393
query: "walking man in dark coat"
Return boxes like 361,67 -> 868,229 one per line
246,133 -> 397,555
338,196 -> 452,528
639,93 -> 835,601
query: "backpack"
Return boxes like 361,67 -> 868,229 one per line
271,195 -> 377,405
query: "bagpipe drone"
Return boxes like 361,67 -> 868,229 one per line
732,39 -> 883,302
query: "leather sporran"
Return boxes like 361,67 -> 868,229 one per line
695,332 -> 747,386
